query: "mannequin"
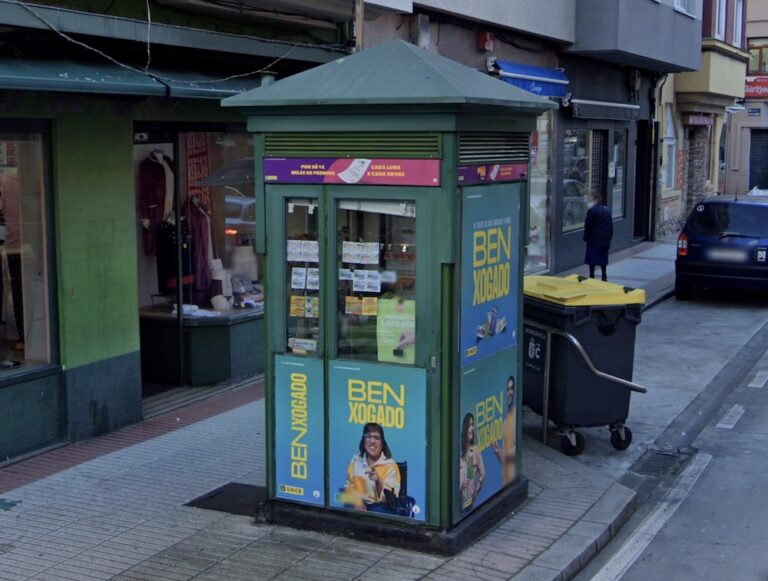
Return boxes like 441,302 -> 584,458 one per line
2,170 -> 23,348
137,149 -> 174,256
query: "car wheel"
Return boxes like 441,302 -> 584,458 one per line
675,279 -> 693,301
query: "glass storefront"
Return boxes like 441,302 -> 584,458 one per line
135,131 -> 261,314
135,130 -> 263,389
0,134 -> 50,373
611,130 -> 627,218
526,112 -> 551,274
562,129 -> 590,232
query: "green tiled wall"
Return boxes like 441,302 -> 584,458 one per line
53,113 -> 139,369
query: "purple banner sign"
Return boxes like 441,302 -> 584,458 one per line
264,158 -> 441,187
458,163 -> 528,186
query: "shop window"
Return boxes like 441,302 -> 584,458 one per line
562,129 -> 599,232
336,200 -> 416,364
526,111 -> 551,274
286,199 -> 320,355
135,132 -> 262,317
748,38 -> 768,75
611,130 -> 627,219
0,135 -> 50,372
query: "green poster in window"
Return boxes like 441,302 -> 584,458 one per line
376,298 -> 415,364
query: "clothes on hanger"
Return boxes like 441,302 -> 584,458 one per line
137,150 -> 174,256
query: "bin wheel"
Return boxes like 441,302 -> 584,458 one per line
560,432 -> 585,456
610,426 -> 633,450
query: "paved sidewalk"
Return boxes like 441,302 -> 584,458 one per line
0,242 -> 678,581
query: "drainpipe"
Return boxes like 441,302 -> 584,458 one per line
649,73 -> 668,242
354,0 -> 364,51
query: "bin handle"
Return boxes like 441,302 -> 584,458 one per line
523,318 -> 647,394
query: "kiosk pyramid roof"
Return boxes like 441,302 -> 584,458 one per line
223,39 -> 555,112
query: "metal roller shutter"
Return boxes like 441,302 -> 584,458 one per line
749,129 -> 768,189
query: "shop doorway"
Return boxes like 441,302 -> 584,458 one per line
633,120 -> 651,240
133,127 -> 264,403
749,129 -> 768,189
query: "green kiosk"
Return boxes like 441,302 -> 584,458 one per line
224,40 -> 555,552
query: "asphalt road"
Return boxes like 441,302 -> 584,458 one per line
571,290 -> 768,580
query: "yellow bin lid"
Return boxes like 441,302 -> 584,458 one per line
524,274 -> 646,307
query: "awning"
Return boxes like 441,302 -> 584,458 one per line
495,60 -> 568,98
0,58 -> 261,99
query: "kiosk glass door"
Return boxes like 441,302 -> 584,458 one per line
335,200 -> 416,364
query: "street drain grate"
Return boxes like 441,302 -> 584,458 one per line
632,450 -> 690,477
186,483 -> 267,517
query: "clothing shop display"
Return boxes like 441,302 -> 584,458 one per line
3,171 -> 23,343
137,150 -> 174,256
229,245 -> 258,282
155,219 -> 194,295
185,196 -> 215,294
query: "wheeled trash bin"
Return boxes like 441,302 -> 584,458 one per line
522,275 -> 646,455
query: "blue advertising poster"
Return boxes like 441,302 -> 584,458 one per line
274,355 -> 325,506
328,360 -> 427,521
457,349 -> 519,520
460,184 -> 521,367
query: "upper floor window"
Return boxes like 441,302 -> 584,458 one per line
675,0 -> 698,17
749,38 -> 768,75
733,0 -> 744,49
715,0 -> 726,40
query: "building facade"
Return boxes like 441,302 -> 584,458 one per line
656,0 -> 748,236
0,0 -> 704,463
727,0 -> 768,194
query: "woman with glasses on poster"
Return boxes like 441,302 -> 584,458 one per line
342,422 -> 401,513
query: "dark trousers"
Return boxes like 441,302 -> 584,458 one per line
588,264 -> 607,281
6,253 -> 23,340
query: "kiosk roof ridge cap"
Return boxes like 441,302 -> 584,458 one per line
222,39 -> 556,114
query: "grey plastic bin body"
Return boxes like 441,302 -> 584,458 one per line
522,297 -> 642,428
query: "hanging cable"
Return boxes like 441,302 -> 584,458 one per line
144,0 -> 152,74
11,0 -> 304,84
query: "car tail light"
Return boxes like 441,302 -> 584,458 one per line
225,228 -> 238,236
677,232 -> 688,257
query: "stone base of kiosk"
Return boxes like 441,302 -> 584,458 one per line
254,478 -> 528,555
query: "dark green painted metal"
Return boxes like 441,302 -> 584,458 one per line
264,184 -> 324,500
253,134 -> 266,254
439,263 -> 453,528
264,132 -> 442,159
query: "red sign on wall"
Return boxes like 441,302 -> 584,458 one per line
745,76 -> 768,100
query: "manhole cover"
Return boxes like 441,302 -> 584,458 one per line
186,483 -> 267,517
632,450 -> 689,477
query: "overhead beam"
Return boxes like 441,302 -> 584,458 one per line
0,0 -> 345,64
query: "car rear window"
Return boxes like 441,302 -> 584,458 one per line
689,203 -> 768,238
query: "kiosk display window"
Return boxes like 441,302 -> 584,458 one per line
285,198 -> 320,355
335,200 -> 416,364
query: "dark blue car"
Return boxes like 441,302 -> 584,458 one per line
675,195 -> 768,300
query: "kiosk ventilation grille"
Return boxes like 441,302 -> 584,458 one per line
459,133 -> 529,164
264,133 -> 442,159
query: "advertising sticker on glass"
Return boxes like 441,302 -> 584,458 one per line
459,185 -> 521,366
274,355 -> 325,506
328,361 -> 427,521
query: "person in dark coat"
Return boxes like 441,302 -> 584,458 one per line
583,193 -> 613,281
